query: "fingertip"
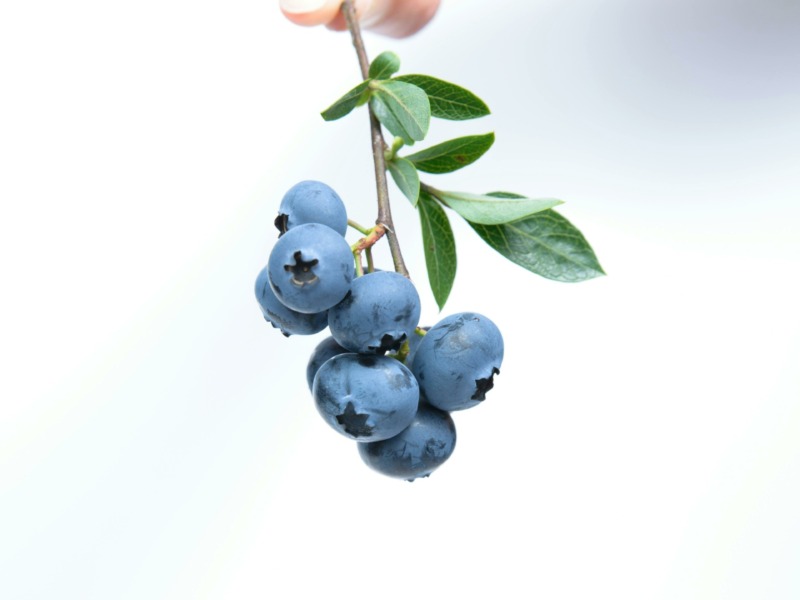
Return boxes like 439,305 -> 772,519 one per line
283,0 -> 441,38
383,0 -> 441,38
323,0 -> 370,33
280,0 -> 342,27
324,13 -> 348,32
360,0 -> 442,38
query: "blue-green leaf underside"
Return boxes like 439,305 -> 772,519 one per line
418,191 -> 456,310
435,190 -> 562,225
394,74 -> 489,120
369,80 -> 430,145
405,133 -> 495,174
387,157 -> 420,207
321,80 -> 372,121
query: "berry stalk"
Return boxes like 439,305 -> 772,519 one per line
341,0 -> 409,278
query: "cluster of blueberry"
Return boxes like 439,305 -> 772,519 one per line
255,181 -> 504,481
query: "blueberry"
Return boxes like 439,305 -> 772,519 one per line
358,402 -> 457,481
306,335 -> 348,391
255,266 -> 328,336
328,271 -> 421,354
411,312 -> 504,411
275,180 -> 348,237
312,353 -> 419,442
268,223 -> 354,314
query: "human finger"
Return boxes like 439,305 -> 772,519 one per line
280,0 -> 440,38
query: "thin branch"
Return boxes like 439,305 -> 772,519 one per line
341,0 -> 409,277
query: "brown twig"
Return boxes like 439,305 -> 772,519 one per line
341,0 -> 409,277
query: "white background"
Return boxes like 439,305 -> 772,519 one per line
2,0 -> 799,598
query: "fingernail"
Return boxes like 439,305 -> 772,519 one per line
280,0 -> 327,14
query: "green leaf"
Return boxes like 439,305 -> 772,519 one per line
433,190 -> 562,225
387,157 -> 420,206
321,80 -> 372,121
470,203 -> 605,282
405,133 -> 495,174
369,51 -> 401,79
369,80 -> 430,145
394,74 -> 489,120
418,191 -> 457,310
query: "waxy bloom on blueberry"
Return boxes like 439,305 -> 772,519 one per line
306,335 -> 349,391
254,266 -> 328,336
358,402 -> 457,482
267,223 -> 354,314
275,180 -> 348,237
312,353 -> 419,442
411,312 -> 504,411
328,271 -> 421,354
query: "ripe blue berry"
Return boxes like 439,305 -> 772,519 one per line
268,223 -> 354,314
255,266 -> 328,336
411,312 -> 504,411
306,336 -> 348,391
275,180 -> 348,237
328,271 -> 421,354
358,402 -> 457,481
312,353 -> 419,442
